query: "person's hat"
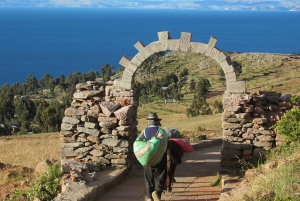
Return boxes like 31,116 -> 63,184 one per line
145,112 -> 162,121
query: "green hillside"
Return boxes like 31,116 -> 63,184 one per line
113,51 -> 300,124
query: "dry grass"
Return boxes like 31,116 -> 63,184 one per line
244,142 -> 300,201
0,133 -> 61,169
137,112 -> 222,132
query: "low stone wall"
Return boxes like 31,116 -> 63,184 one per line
60,81 -> 138,173
221,91 -> 292,167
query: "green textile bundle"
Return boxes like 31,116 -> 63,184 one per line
133,128 -> 168,167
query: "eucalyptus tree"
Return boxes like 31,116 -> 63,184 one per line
196,77 -> 211,98
24,74 -> 39,94
100,63 -> 113,82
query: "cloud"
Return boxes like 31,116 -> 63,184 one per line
0,0 -> 299,11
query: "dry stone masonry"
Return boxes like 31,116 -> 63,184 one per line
60,31 -> 293,175
60,81 -> 139,173
221,91 -> 293,167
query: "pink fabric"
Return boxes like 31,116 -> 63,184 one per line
168,138 -> 194,153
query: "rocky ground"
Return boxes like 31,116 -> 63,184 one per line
0,163 -> 34,200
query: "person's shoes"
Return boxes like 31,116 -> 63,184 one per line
152,191 -> 160,201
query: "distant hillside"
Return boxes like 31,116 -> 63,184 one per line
120,51 -> 300,99
111,51 -> 300,123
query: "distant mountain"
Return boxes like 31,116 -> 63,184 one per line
0,0 -> 299,11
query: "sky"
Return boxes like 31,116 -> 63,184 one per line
0,0 -> 299,11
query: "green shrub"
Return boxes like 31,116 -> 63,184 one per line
274,107 -> 300,141
189,134 -> 206,142
291,95 -> 300,105
197,126 -> 206,131
10,164 -> 63,201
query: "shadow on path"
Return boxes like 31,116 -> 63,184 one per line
98,142 -> 222,201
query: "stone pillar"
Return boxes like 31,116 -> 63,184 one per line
60,80 -> 139,172
220,91 -> 293,167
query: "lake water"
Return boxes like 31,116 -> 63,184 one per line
0,7 -> 299,86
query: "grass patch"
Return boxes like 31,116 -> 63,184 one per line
243,142 -> 300,201
211,172 -> 222,187
0,133 -> 61,169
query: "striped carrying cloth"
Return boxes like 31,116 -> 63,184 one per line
133,127 -> 168,167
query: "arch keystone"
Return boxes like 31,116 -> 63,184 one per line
158,31 -> 171,41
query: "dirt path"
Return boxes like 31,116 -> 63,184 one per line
97,143 -> 222,201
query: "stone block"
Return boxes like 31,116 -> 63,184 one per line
100,101 -> 120,117
111,158 -> 127,164
65,107 -> 85,117
61,148 -> 76,157
77,127 -> 100,137
222,122 -> 242,129
61,143 -> 83,148
61,122 -> 74,131
102,138 -> 120,147
256,135 -> 275,142
220,159 -> 240,168
253,140 -> 274,148
84,122 -> 98,129
62,117 -> 80,125
221,148 -> 242,156
227,81 -> 246,93
73,90 -> 104,99
222,141 -> 253,150
252,118 -> 267,125
90,149 -> 104,157
167,39 -> 180,50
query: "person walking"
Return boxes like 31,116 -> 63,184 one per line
135,112 -> 168,201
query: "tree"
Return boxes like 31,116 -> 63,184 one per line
196,77 -> 211,98
0,123 -> 12,136
0,84 -> 14,100
232,61 -> 242,78
0,97 -> 14,123
58,74 -> 66,89
212,99 -> 223,113
179,68 -> 189,78
39,73 -> 53,89
189,79 -> 196,93
24,74 -> 39,94
86,70 -> 99,81
13,97 -> 35,127
65,71 -> 81,91
218,69 -> 226,86
41,106 -> 58,132
100,64 -> 114,82
10,83 -> 25,96
33,100 -> 49,133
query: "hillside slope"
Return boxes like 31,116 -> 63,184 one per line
113,51 -> 300,126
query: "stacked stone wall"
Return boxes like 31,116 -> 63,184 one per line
221,91 -> 293,167
60,81 -> 138,173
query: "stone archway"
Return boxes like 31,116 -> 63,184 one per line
59,31 -> 286,183
114,31 -> 246,94
114,31 -> 252,168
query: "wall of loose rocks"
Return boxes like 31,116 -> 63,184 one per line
60,81 -> 139,173
221,91 -> 293,167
